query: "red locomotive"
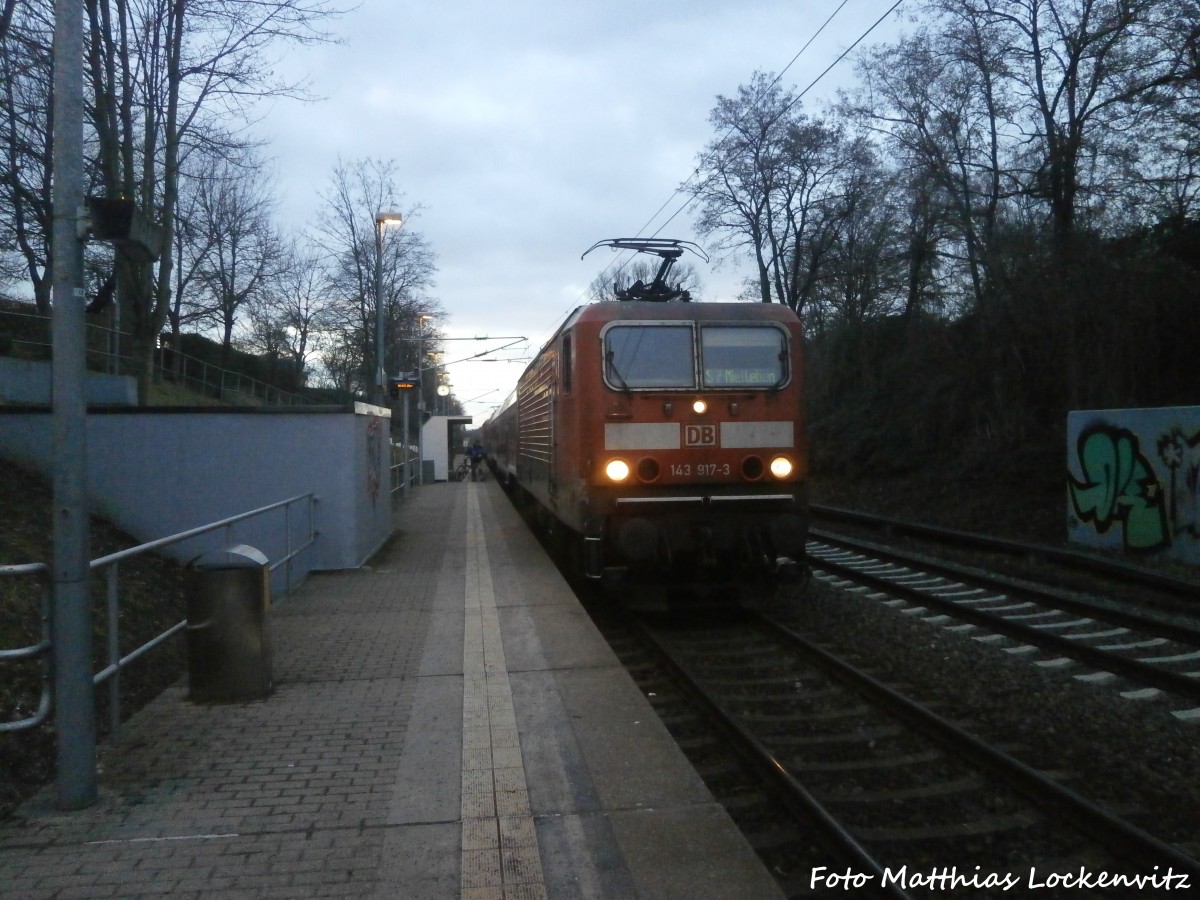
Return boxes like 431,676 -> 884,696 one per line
483,239 -> 807,588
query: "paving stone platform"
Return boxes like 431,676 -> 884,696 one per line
0,479 -> 784,899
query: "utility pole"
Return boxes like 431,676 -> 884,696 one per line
51,0 -> 97,809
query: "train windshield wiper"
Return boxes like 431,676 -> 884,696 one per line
606,351 -> 632,393
770,350 -> 788,392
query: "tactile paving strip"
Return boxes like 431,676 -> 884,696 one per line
460,484 -> 548,900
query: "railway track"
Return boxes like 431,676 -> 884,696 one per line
809,504 -> 1199,610
804,522 -> 1200,721
554,500 -> 1200,897
630,608 -> 1200,899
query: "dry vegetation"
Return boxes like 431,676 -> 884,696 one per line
0,463 -> 187,820
808,446 -> 1068,549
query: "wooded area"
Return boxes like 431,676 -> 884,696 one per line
687,0 -> 1199,474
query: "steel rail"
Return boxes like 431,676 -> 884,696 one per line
756,614 -> 1200,881
810,529 -> 1200,644
631,618 -> 916,900
811,504 -> 1199,602
809,538 -> 1200,703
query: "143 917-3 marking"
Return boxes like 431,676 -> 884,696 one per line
670,463 -> 731,477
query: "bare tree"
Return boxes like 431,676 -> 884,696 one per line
83,0 -> 343,401
810,147 -> 907,332
189,158 -> 284,368
689,72 -> 859,319
166,149 -> 230,368
314,157 -> 440,398
928,0 -> 1193,245
0,2 -> 53,310
850,26 -> 1011,313
0,0 -> 19,43
241,240 -> 333,390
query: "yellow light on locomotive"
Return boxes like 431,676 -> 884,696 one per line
769,456 -> 794,479
692,399 -> 708,414
605,459 -> 631,482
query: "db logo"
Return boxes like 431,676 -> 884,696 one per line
684,424 -> 717,447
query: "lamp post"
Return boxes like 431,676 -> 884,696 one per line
417,314 -> 432,484
373,211 -> 403,405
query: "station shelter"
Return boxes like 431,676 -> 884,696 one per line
421,414 -> 473,481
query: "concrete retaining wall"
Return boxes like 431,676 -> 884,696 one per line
1067,405 -> 1200,568
0,403 -> 393,587
0,357 -> 137,405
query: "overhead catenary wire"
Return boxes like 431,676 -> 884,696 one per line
531,0 -> 908,353
648,0 -> 907,240
631,0 -> 856,243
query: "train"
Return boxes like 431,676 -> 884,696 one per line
481,238 -> 808,591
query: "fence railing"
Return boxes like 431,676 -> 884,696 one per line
153,346 -> 313,407
0,562 -> 52,733
390,442 -> 419,497
0,307 -> 321,407
0,493 -> 318,738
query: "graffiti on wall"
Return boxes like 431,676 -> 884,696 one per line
1157,427 -> 1200,539
1067,408 -> 1200,565
1068,425 -> 1169,552
367,416 -> 383,503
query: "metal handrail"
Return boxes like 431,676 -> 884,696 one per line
0,493 -> 318,736
0,308 -> 317,407
0,565 -> 52,732
390,442 -> 419,496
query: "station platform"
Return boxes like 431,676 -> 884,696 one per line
0,478 -> 785,898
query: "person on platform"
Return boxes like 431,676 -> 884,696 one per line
467,441 -> 486,481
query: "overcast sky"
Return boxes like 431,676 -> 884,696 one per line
258,0 -> 906,419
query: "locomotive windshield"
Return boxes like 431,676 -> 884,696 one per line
700,326 -> 786,387
603,323 -> 788,390
605,325 -> 694,388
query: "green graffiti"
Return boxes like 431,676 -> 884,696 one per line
1068,426 -> 1169,551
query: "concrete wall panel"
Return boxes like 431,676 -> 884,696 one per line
1067,406 -> 1200,568
0,405 -> 393,588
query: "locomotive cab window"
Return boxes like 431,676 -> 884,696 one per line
561,333 -> 573,393
700,326 -> 787,388
604,325 -> 694,389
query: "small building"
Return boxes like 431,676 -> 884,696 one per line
422,414 -> 473,481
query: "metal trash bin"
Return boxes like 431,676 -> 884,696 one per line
186,544 -> 273,702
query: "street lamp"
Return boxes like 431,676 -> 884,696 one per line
373,211 -> 404,405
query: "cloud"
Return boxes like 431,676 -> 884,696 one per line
257,0 -> 900,414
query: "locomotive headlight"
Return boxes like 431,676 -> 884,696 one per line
605,459 -> 631,482
769,456 -> 794,479
692,399 -> 708,414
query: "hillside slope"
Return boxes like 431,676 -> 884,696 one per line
0,462 -> 187,819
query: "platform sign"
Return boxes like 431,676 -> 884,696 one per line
389,374 -> 418,397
